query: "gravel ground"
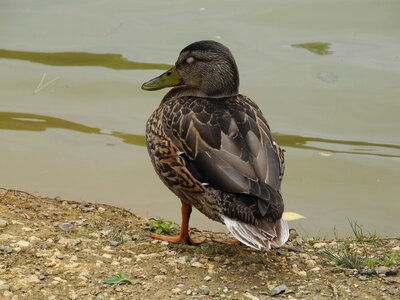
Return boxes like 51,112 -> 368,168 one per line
0,189 -> 399,300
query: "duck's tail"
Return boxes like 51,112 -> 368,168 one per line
222,216 -> 289,250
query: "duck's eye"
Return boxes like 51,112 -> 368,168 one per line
186,57 -> 195,64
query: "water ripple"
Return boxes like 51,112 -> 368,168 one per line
1,112 -> 399,159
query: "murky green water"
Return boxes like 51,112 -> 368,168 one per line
1,0 -> 399,237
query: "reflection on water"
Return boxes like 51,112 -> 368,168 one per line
1,112 -> 399,158
292,42 -> 333,55
0,49 -> 171,70
0,112 -> 101,134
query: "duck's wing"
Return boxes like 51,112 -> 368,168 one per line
165,96 -> 284,220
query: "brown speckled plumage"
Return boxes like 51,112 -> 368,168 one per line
143,40 -> 288,249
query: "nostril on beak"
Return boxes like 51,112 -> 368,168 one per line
166,71 -> 172,76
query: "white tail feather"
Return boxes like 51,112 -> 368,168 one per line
223,216 -> 289,250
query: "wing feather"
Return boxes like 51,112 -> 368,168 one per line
164,96 -> 284,219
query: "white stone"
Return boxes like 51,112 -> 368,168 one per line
16,240 -> 30,249
0,219 -> 8,228
191,262 -> 204,268
298,270 -> 307,277
313,242 -> 327,249
29,236 -> 42,243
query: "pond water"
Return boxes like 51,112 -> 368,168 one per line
1,0 -> 399,237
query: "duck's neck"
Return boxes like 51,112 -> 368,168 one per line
161,85 -> 238,104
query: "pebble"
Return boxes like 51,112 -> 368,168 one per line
11,220 -> 24,225
244,292 -> 260,300
310,267 -> 321,273
154,275 -> 166,282
392,246 -> 400,252
306,259 -> 316,268
0,280 -> 10,290
288,246 -> 303,253
191,262 -> 204,268
16,240 -> 30,249
0,245 -> 13,254
172,288 -> 181,294
204,275 -> 212,281
59,223 -> 73,231
199,287 -> 210,295
298,271 -> 307,277
270,284 -> 287,296
29,236 -> 42,243
313,242 -> 327,249
96,294 -> 105,300
21,227 -> 34,231
26,275 -> 41,284
387,287 -> 399,295
98,207 -> 106,213
58,237 -> 81,247
82,207 -> 94,213
0,219 -> 8,228
69,291 -> 78,300
109,240 -> 119,247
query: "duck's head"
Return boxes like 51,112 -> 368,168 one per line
142,40 -> 239,98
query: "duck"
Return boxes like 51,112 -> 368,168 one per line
141,40 -> 289,250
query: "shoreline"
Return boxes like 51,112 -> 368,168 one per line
0,189 -> 399,299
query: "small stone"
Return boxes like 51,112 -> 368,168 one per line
186,289 -> 192,295
0,246 -> 13,254
387,287 -> 399,295
310,267 -> 321,273
292,264 -> 299,274
172,288 -> 181,294
16,240 -> 30,249
288,246 -> 303,253
191,262 -> 204,268
3,291 -> 13,298
0,219 -> 8,228
298,271 -> 307,277
199,287 -> 210,295
392,246 -> 400,252
58,238 -> 81,247
59,223 -> 73,231
82,207 -> 94,213
109,240 -> 119,247
69,291 -> 78,300
204,275 -> 212,281
29,236 -> 42,243
11,220 -> 24,225
244,292 -> 259,300
96,294 -> 105,300
98,207 -> 106,213
305,259 -> 316,268
313,242 -> 326,249
154,275 -> 166,282
100,229 -> 112,236
0,280 -> 10,290
26,275 -> 41,284
21,227 -> 34,231
270,284 -> 287,296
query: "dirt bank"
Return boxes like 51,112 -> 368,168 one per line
0,189 -> 399,299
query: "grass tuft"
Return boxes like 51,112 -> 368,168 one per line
147,218 -> 178,235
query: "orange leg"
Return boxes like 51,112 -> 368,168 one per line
150,202 -> 205,245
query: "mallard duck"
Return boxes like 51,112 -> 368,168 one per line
142,40 -> 288,250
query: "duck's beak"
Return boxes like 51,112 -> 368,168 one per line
141,67 -> 183,91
